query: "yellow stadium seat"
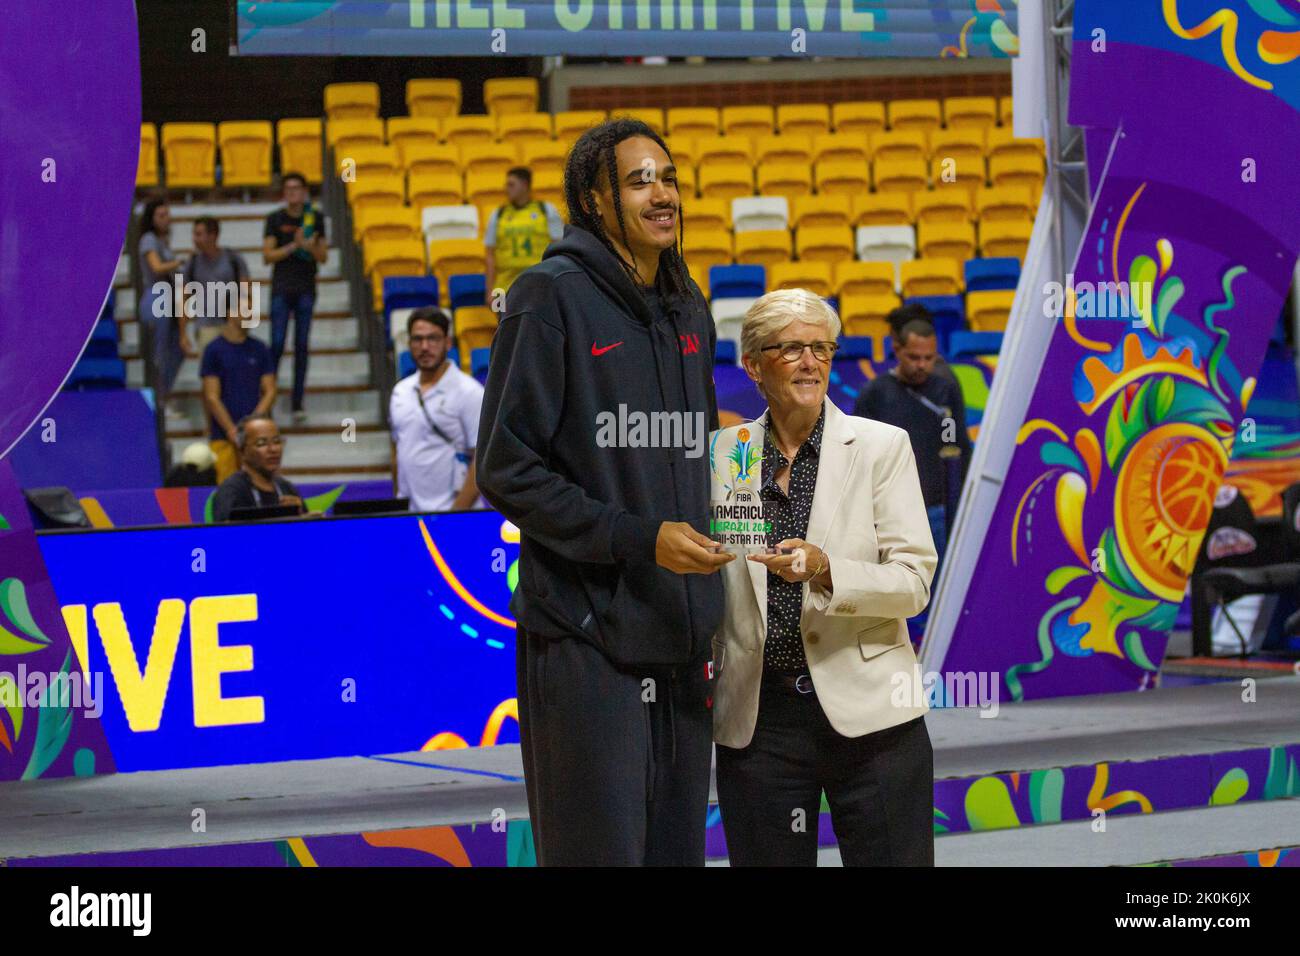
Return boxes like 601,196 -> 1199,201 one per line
944,96 -> 998,131
465,169 -> 508,211
777,104 -> 831,138
554,110 -> 607,140
694,135 -> 752,168
403,142 -> 461,179
757,163 -> 813,201
161,122 -> 216,189
689,198 -> 732,233
137,123 -> 158,187
454,306 -> 498,365
986,127 -> 1045,162
835,261 -> 897,298
684,229 -> 733,275
871,130 -> 927,164
277,119 -> 323,184
353,205 -> 421,244
327,118 -> 384,157
698,162 -> 754,200
611,107 -> 665,135
340,145 -> 402,181
687,261 -> 710,298
998,96 -> 1014,126
219,122 -> 273,187
769,260 -> 834,296
796,227 -> 854,265
324,82 -> 380,121
532,169 -> 564,209
497,112 -> 552,146
918,221 -> 976,261
840,294 -> 899,358
967,289 -> 1015,331
929,127 -> 986,166
428,239 -> 487,298
900,258 -> 963,297
346,172 -> 406,213
520,139 -> 569,175
853,191 -> 912,226
408,172 -> 463,209
665,136 -> 696,169
406,79 -> 462,118
667,107 -> 720,141
887,98 -> 941,134
812,132 -> 870,167
792,195 -> 850,231
815,160 -> 870,195
975,185 -> 1035,223
484,78 -> 538,116
930,155 -> 986,192
832,101 -> 886,137
912,189 -> 972,226
734,230 -> 792,268
460,141 -> 519,179
677,164 -> 698,199
980,219 -> 1033,260
989,153 -> 1044,192
756,134 -> 813,167
365,239 -> 426,310
720,105 -> 774,141
442,115 -> 496,149
387,117 -> 442,160
873,157 -> 927,193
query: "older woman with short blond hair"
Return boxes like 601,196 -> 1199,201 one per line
711,288 -> 938,866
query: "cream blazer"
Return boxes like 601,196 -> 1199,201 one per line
712,398 -> 938,749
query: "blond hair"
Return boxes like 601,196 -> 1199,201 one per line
739,288 -> 842,361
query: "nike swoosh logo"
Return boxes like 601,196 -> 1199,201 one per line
591,341 -> 624,356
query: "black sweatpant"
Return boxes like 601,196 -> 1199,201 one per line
515,626 -> 714,866
716,677 -> 934,866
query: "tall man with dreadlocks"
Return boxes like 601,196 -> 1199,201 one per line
477,119 -> 733,865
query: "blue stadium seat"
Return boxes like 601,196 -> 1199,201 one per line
964,257 -> 1020,292
904,295 -> 965,353
449,273 -> 488,312
710,265 -> 765,300
383,276 -> 440,340
837,336 -> 876,361
948,331 -> 1004,361
84,319 -> 119,359
471,347 -> 492,379
714,339 -> 738,365
65,357 -> 126,390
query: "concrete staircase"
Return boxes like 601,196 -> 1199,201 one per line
116,201 -> 390,484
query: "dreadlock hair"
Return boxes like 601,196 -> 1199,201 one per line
563,117 -> 693,305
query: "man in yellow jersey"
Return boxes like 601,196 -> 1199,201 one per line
483,167 -> 565,301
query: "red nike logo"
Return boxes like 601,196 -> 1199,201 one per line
591,341 -> 624,356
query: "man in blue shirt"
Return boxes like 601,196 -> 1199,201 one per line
200,311 -> 277,483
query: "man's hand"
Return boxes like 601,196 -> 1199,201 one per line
748,538 -> 830,587
655,521 -> 735,574
291,226 -> 305,250
280,494 -> 305,513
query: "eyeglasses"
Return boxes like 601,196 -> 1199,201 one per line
760,340 -> 838,363
409,334 -> 445,346
250,437 -> 286,449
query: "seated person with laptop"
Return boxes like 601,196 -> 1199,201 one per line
211,413 -> 305,521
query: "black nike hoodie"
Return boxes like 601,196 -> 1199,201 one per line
476,224 -> 723,669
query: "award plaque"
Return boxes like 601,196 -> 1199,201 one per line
708,422 -> 773,554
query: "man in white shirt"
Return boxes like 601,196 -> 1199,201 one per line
389,307 -> 484,512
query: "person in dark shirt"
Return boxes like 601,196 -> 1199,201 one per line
200,312 -> 276,484
210,414 -> 304,521
853,317 -> 972,569
262,171 -> 328,424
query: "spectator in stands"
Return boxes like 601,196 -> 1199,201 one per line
137,197 -> 192,418
210,413 -> 304,521
201,309 -> 277,484
853,317 -> 972,569
262,172 -> 327,425
483,167 -> 565,303
184,216 -> 251,356
389,307 -> 483,512
887,301 -> 954,381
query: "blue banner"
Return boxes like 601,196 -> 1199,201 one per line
35,511 -> 520,772
236,0 -> 1019,58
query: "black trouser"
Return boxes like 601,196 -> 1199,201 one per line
715,675 -> 934,866
515,626 -> 714,866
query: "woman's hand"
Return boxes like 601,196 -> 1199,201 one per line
748,538 -> 831,589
